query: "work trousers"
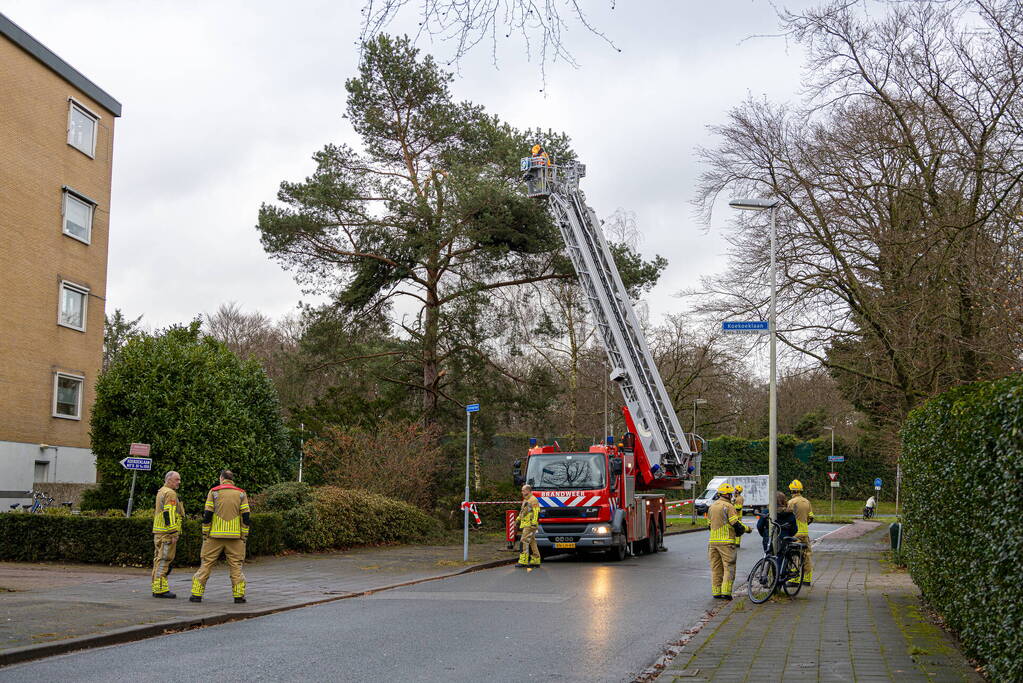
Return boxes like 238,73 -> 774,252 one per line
191,537 -> 246,598
708,543 -> 737,596
151,532 -> 178,594
520,526 -> 539,563
795,534 -> 813,582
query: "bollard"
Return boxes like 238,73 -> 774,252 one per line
889,522 -> 902,551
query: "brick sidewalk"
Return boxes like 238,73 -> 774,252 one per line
657,523 -> 981,682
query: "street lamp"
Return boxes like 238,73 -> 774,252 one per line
822,425 -> 835,517
692,398 -> 708,433
691,398 -> 708,525
729,197 -> 781,546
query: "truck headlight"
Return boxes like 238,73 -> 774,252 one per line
594,525 -> 610,535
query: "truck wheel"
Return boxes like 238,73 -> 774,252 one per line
608,536 -> 627,561
644,521 -> 658,555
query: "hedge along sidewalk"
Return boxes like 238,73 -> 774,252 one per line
654,523 -> 982,683
0,542 -> 513,667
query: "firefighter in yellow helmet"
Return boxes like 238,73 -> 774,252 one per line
531,143 -> 551,167
729,484 -> 745,580
151,470 -> 184,598
190,470 -> 250,603
707,482 -> 750,599
787,479 -> 814,585
518,484 -> 541,566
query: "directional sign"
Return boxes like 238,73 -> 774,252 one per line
129,442 -> 150,456
465,403 -> 480,413
874,478 -> 883,488
827,472 -> 839,481
722,321 -> 769,335
827,455 -> 845,462
830,481 -> 840,488
120,457 -> 152,471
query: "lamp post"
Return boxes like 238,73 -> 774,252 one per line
691,398 -> 707,525
823,425 -> 835,517
729,197 -> 781,548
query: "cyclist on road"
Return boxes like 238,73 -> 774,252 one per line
707,483 -> 750,600
787,480 -> 814,585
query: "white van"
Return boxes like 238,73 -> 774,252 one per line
694,475 -> 770,516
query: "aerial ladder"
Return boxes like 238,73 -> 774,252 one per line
521,153 -> 699,488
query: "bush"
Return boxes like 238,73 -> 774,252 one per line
89,322 -> 296,513
901,372 -> 1023,681
251,481 -> 314,512
0,488 -> 441,565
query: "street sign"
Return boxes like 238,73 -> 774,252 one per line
465,403 -> 480,413
831,481 -> 840,488
827,472 -> 839,481
827,455 -> 845,462
874,477 -> 883,488
875,486 -> 881,491
129,442 -> 150,456
120,457 -> 152,471
722,321 -> 769,335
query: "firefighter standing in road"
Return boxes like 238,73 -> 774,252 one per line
729,484 -> 746,580
707,483 -> 750,599
518,484 -> 541,567
190,470 -> 250,603
151,470 -> 184,598
787,480 -> 814,585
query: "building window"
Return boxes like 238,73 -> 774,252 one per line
58,281 -> 89,331
62,190 -> 94,243
53,373 -> 84,420
67,99 -> 98,157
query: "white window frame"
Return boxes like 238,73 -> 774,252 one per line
67,98 -> 99,158
52,372 -> 85,420
57,280 -> 89,332
62,188 -> 95,244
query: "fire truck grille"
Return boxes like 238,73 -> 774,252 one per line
538,507 -> 599,519
541,523 -> 588,534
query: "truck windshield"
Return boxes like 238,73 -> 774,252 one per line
525,453 -> 606,490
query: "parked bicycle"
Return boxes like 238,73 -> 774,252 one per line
747,519 -> 806,604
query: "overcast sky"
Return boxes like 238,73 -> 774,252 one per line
6,0 -> 816,331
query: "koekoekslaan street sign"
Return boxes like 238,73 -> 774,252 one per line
120,457 -> 152,471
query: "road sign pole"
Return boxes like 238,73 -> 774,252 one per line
126,470 -> 138,518
831,481 -> 834,518
463,409 -> 472,562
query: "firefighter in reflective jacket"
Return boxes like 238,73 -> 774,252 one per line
151,470 -> 184,598
518,485 -> 541,567
707,483 -> 750,599
729,484 -> 745,581
190,470 -> 250,603
787,479 -> 814,585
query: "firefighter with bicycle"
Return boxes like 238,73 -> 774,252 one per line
707,482 -> 750,599
787,480 -> 814,585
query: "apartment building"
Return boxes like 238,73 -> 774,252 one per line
0,13 -> 122,508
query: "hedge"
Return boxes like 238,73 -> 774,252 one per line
699,435 -> 894,500
902,372 -> 1023,681
0,487 -> 440,566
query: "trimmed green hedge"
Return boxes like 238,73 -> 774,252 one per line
902,373 -> 1023,681
0,487 -> 440,566
700,435 -> 893,500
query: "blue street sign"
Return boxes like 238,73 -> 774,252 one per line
119,456 -> 152,471
465,403 -> 480,413
827,455 -> 845,462
722,321 -> 769,334
874,477 -> 883,487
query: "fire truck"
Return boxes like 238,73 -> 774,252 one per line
511,153 -> 702,561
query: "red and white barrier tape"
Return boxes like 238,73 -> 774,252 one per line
667,499 -> 694,509
460,501 -> 482,524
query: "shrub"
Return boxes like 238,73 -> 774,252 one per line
251,481 -> 314,512
89,322 -> 296,513
310,487 -> 443,550
902,372 -> 1023,681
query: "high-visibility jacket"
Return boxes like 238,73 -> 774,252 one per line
201,483 -> 250,539
731,495 -> 745,545
152,485 -> 184,533
788,494 -> 814,535
518,495 -> 540,528
708,498 -> 743,544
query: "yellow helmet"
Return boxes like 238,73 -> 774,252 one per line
788,479 -> 803,491
735,485 -> 744,493
717,482 -> 735,495
531,144 -> 542,155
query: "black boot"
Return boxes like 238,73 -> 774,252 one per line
234,597 -> 247,604
153,591 -> 177,599
189,595 -> 202,603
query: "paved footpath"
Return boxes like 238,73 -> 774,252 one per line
656,522 -> 982,683
0,541 -> 512,666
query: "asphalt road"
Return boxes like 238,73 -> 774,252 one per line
5,522 -> 840,683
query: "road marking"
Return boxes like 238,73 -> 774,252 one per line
366,591 -> 568,604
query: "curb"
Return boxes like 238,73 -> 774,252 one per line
0,556 -> 516,668
664,526 -> 707,537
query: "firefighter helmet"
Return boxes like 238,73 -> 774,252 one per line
717,482 -> 735,495
788,479 -> 803,491
735,485 -> 744,493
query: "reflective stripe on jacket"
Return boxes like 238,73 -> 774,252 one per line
518,496 -> 540,528
152,486 -> 184,533
788,494 -> 813,535
202,484 -> 250,539
708,498 -> 740,544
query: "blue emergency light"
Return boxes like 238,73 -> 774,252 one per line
529,438 -> 538,446
606,435 -> 614,445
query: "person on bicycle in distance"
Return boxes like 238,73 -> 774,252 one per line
757,491 -> 797,554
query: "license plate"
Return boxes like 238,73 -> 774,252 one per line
554,542 -> 576,549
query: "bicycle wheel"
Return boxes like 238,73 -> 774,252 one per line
747,556 -> 778,604
781,552 -> 804,596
